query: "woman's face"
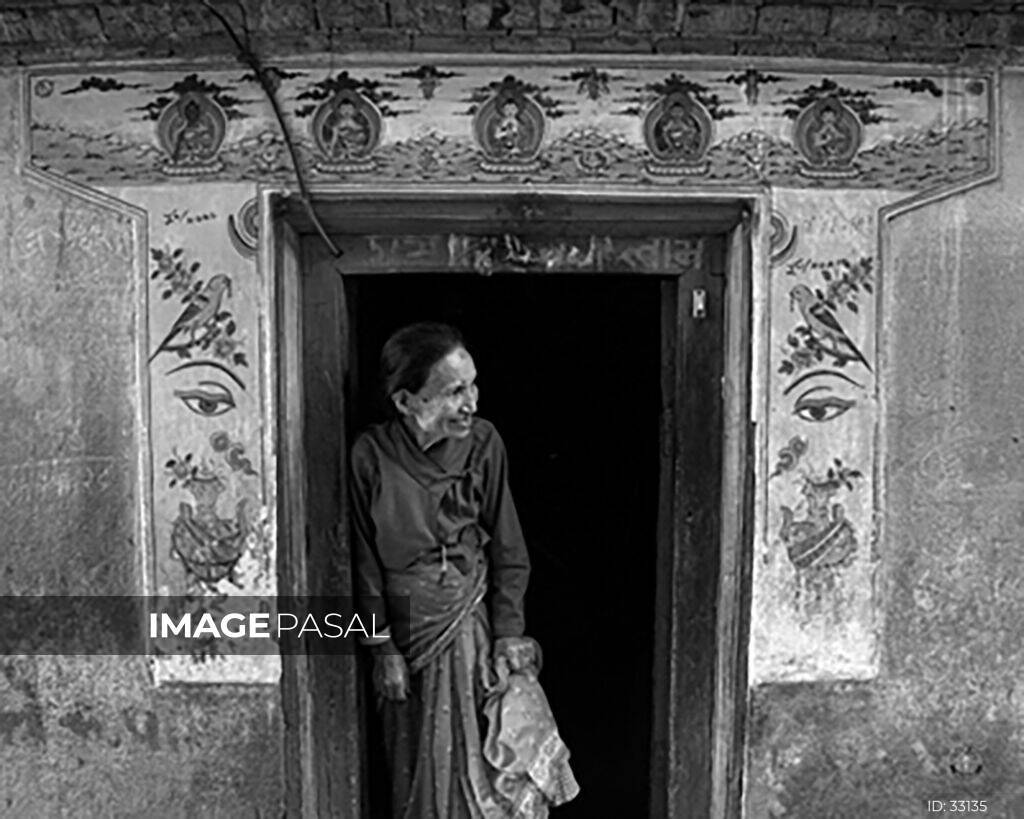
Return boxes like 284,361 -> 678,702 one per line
398,346 -> 479,441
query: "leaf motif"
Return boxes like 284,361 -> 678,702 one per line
173,248 -> 184,258
848,302 -> 859,313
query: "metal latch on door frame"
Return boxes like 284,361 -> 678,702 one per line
692,287 -> 707,320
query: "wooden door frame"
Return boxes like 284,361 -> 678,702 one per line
264,184 -> 763,818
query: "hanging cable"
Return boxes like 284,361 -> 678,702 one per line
199,0 -> 342,258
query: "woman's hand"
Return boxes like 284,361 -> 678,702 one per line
373,652 -> 410,702
494,636 -> 542,673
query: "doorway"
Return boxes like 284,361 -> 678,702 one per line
274,192 -> 752,818
351,274 -> 662,816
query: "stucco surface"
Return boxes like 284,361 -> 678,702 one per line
0,71 -> 282,816
1,657 -> 282,816
744,71 -> 1024,818
22,57 -> 995,692
0,43 -> 1020,814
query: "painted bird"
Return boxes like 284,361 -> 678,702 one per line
789,284 -> 872,372
149,274 -> 232,363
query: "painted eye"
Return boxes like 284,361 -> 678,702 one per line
793,395 -> 854,423
175,381 -> 236,417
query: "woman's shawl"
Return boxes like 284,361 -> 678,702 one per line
388,563 -> 488,674
483,657 -> 580,816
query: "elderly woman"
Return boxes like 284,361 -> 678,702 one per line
351,322 -> 575,818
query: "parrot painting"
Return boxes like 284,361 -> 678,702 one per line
789,284 -> 871,371
149,274 -> 232,363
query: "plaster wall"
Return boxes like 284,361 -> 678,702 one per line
0,71 -> 283,817
0,50 -> 1013,817
744,71 -> 1024,818
20,57 -> 993,693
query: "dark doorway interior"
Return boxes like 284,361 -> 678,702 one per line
348,273 -> 663,817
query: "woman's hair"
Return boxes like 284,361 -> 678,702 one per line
380,322 -> 465,403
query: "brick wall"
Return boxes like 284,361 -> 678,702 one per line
0,0 -> 1021,64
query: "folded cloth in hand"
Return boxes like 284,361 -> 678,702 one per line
483,657 -> 580,817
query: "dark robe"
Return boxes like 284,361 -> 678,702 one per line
350,416 -> 531,818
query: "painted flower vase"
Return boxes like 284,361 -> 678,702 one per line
780,474 -> 858,571
170,475 -> 248,587
781,504 -> 857,569
472,76 -> 546,174
793,96 -> 863,179
643,90 -> 713,178
157,91 -> 227,176
311,88 -> 382,173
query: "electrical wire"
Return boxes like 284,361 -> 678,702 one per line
199,0 -> 342,258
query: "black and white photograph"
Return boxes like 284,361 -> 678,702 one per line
0,1 -> 1022,816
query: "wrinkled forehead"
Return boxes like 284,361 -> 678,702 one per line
425,347 -> 476,390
